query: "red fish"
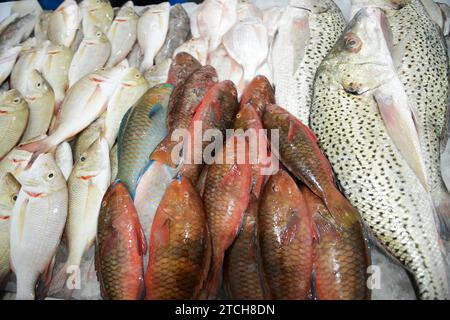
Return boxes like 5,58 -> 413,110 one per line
167,52 -> 202,87
240,75 -> 275,115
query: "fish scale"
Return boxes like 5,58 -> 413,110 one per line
289,0 -> 345,124
385,0 -> 450,213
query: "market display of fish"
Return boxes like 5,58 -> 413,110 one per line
0,0 -> 448,302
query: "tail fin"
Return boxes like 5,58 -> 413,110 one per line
45,262 -> 72,298
433,191 -> 450,241
18,137 -> 56,167
202,253 -> 224,300
323,187 -> 361,230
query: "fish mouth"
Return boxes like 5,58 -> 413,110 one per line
78,175 -> 96,181
0,110 -> 8,115
0,215 -> 10,220
26,96 -> 37,102
26,191 -> 44,198
85,41 -> 97,46
88,76 -> 106,84
47,50 -> 62,56
121,81 -> 136,88
114,18 -> 128,23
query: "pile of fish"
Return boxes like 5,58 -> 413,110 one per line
0,0 -> 449,300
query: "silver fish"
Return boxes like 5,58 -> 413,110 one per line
0,14 -> 37,52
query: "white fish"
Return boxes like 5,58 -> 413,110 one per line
74,115 -> 105,161
0,90 -> 29,160
262,6 -> 283,49
55,141 -> 73,180
237,0 -> 263,21
207,46 -> 243,89
137,2 -> 171,72
0,46 -> 21,86
133,161 -> 178,265
21,70 -> 55,143
106,1 -> 138,68
110,143 -> 118,183
51,138 -> 109,293
196,0 -> 238,52
19,65 -> 128,159
10,153 -> 68,300
0,13 -> 20,35
48,0 -> 81,48
173,38 -> 209,65
104,67 -> 148,147
127,42 -> 142,69
80,0 -> 114,35
69,28 -> 111,87
0,147 -> 32,180
143,58 -> 171,88
0,173 -> 20,285
256,60 -> 273,84
34,11 -> 52,42
71,29 -> 84,52
223,17 -> 269,84
0,14 -> 37,52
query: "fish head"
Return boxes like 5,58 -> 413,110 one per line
0,89 -> 27,114
74,137 -> 109,180
25,69 -> 53,101
329,7 -> 395,95
263,104 -> 291,128
0,173 -> 20,215
235,103 -> 261,131
18,153 -> 66,197
86,27 -> 109,44
120,67 -> 148,90
263,169 -> 301,210
240,75 -> 275,113
160,176 -> 201,219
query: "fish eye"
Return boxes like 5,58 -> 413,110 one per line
80,155 -> 86,162
12,194 -> 18,202
344,33 -> 362,53
102,200 -> 107,207
236,113 -> 241,119
271,184 -> 279,192
48,173 -> 54,179
135,73 -> 141,79
184,191 -> 189,198
13,97 -> 21,104
96,32 -> 102,37
36,82 -> 41,88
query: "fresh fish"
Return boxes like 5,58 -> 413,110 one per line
80,0 -> 114,35
167,52 -> 201,87
145,176 -> 210,300
196,0 -> 238,52
127,42 -> 142,69
106,2 -> 139,68
71,29 -> 83,52
223,195 -> 264,300
0,173 -> 20,285
21,70 -> 55,143
272,0 -> 345,123
189,3 -> 200,39
95,181 -> 145,300
207,46 -> 243,92
258,170 -> 313,300
0,46 -> 21,86
419,0 -> 444,29
0,90 -> 29,159
104,67 -> 149,147
150,66 -> 218,167
237,1 -> 263,21
74,115 -> 106,161
180,80 -> 239,184
0,14 -> 37,52
0,147 -> 32,180
41,44 -> 73,108
144,58 -> 172,87
0,82 -> 9,94
55,141 -> 73,180
117,84 -> 173,197
234,103 -> 268,198
19,65 -> 127,160
0,13 -> 20,36
110,143 -> 118,183
262,6 -> 283,45
137,2 -> 171,72
34,11 -> 52,42
173,37 -> 209,65
48,0 -> 81,48
10,153 -> 68,300
69,28 -> 111,87
223,17 -> 269,84
310,7 -> 449,299
134,160 -> 178,262
155,4 -> 190,65
255,61 -> 273,86
303,186 -> 370,300
202,135 -> 252,299
52,138 -> 110,294
240,75 -> 275,115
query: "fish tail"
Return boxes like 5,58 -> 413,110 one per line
18,137 -> 57,167
324,186 -> 361,230
15,274 -> 37,300
46,261 -> 78,297
433,191 -> 450,241
202,252 -> 224,300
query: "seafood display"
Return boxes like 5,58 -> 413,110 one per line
0,0 -> 449,301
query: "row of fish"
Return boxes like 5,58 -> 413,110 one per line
0,0 -> 449,300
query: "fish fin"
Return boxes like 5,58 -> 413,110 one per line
45,262 -> 73,297
433,191 -> 450,241
35,255 -> 56,300
219,164 -> 241,189
117,107 -> 133,152
203,251 -> 224,300
312,211 -> 339,243
374,90 -> 429,189
18,137 -> 56,168
150,138 -> 182,168
148,103 -> 163,119
130,204 -> 147,255
280,210 -> 301,245
134,160 -> 155,197
324,187 -> 360,230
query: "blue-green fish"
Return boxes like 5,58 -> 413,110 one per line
117,83 -> 174,197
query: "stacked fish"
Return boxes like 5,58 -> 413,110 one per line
0,0 -> 449,301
